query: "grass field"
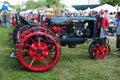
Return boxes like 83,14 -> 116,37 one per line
0,27 -> 120,80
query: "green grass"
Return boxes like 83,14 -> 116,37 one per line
0,27 -> 120,80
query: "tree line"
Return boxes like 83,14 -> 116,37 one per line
101,0 -> 120,6
3,0 -> 61,12
3,0 -> 120,12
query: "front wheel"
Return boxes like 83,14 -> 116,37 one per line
89,41 -> 110,60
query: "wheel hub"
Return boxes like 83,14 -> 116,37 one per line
29,42 -> 49,60
36,49 -> 42,54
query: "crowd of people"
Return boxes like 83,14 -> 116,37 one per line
0,10 -> 17,28
115,12 -> 120,56
1,9 -> 120,57
19,9 -> 120,57
0,9 -> 117,28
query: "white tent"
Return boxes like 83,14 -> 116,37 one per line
114,5 -> 120,12
93,4 -> 115,12
84,7 -> 91,12
64,7 -> 77,12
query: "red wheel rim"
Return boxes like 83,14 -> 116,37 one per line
17,31 -> 61,72
91,43 -> 110,60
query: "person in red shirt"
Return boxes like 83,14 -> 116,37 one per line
34,13 -> 38,23
99,9 -> 109,38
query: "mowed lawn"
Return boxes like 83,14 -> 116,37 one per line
0,27 -> 120,80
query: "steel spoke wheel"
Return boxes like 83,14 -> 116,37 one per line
89,41 -> 96,58
89,42 -> 110,60
17,28 -> 61,72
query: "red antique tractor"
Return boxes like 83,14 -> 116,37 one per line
12,14 -> 110,72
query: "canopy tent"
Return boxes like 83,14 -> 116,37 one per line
93,4 -> 115,12
114,5 -> 120,12
73,5 -> 99,11
0,3 -> 14,11
64,7 -> 78,12
84,7 -> 91,12
0,3 -> 8,10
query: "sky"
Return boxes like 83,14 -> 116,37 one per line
0,0 -> 100,6
0,0 -> 38,5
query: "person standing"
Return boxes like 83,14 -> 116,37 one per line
4,10 -> 10,28
115,12 -> 120,56
60,10 -> 65,17
0,10 -> 2,28
116,12 -> 120,34
99,9 -> 109,38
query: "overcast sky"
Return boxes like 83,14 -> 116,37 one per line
0,0 -> 100,5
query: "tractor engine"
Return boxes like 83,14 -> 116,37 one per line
48,17 -> 93,47
50,17 -> 91,37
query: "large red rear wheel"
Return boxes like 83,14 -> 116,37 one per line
17,27 -> 61,72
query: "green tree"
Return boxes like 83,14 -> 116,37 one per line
46,0 -> 60,8
101,0 -> 120,6
14,5 -> 21,12
8,0 -> 64,12
3,1 -> 10,5
25,0 -> 36,10
36,0 -> 47,8
51,3 -> 64,13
